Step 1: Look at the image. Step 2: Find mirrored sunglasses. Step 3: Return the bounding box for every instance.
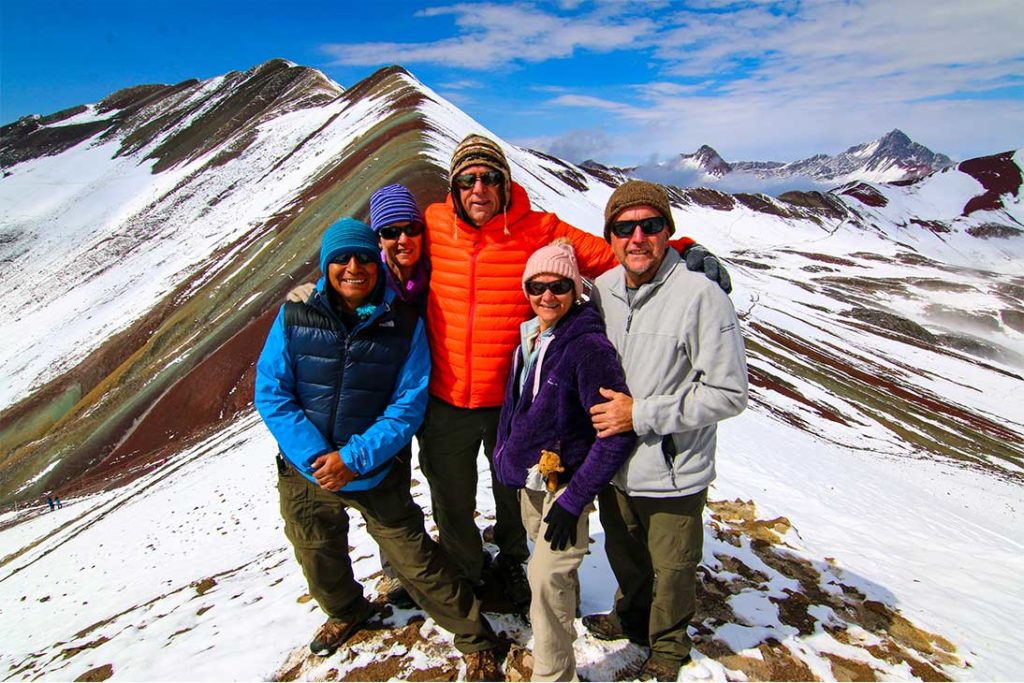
[609,215,668,238]
[525,278,574,296]
[377,222,424,240]
[454,170,504,190]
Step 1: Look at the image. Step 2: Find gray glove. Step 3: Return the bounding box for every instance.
[682,243,732,294]
[286,282,316,303]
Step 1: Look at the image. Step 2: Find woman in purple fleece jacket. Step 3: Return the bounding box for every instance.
[495,240,636,681]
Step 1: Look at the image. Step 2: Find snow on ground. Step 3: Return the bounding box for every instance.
[2,403,1021,680]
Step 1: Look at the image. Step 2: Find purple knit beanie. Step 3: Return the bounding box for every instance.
[369,184,423,232]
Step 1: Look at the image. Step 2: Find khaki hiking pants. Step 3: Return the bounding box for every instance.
[521,487,594,682]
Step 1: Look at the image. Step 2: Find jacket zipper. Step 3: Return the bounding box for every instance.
[465,237,483,403]
[327,330,349,447]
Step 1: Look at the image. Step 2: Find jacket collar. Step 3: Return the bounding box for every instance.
[313,276,396,331]
[609,248,681,307]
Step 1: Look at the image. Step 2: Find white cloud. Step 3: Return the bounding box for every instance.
[321,3,654,69]
[531,128,615,163]
[319,0,1023,161]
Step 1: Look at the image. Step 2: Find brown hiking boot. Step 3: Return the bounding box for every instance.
[464,648,503,681]
[308,602,373,656]
[581,612,647,645]
[637,656,686,681]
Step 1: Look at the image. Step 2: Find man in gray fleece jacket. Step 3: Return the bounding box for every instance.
[585,180,749,681]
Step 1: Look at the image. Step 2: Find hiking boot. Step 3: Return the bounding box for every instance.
[308,602,373,656]
[637,656,685,681]
[491,554,531,612]
[582,612,647,645]
[464,648,503,681]
[376,575,416,609]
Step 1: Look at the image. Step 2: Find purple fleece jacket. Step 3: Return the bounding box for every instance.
[494,301,637,516]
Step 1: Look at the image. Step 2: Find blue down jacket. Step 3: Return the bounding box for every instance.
[494,302,636,516]
[254,277,429,492]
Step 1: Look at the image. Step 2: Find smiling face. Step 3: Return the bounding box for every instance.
[327,254,378,313]
[457,164,503,226]
[526,273,575,331]
[609,205,671,288]
[378,221,423,278]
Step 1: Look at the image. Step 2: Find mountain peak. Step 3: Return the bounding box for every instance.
[679,144,731,176]
[881,128,911,144]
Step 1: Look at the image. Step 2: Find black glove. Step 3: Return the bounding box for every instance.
[543,502,580,551]
[681,243,732,294]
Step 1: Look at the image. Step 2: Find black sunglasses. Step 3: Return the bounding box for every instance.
[609,215,668,238]
[525,278,574,296]
[332,251,376,265]
[377,222,424,240]
[454,170,503,190]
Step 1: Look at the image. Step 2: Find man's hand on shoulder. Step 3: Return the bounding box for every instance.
[287,282,316,303]
[590,387,634,438]
[681,243,732,294]
[311,451,356,491]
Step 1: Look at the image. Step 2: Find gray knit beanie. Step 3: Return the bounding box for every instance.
[603,180,676,241]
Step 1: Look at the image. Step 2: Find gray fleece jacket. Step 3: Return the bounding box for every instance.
[592,248,748,497]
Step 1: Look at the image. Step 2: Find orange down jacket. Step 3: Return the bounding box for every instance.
[424,181,694,409]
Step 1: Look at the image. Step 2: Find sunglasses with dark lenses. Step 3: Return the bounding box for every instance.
[454,170,504,190]
[377,222,424,240]
[609,215,668,238]
[525,278,574,296]
[333,252,376,265]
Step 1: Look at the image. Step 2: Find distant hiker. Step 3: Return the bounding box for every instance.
[582,181,749,681]
[55,496,62,509]
[290,184,429,610]
[46,495,54,511]
[494,240,636,681]
[417,133,731,613]
[255,218,501,680]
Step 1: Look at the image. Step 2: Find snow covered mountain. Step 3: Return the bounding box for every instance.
[643,130,954,187]
[1,60,1023,681]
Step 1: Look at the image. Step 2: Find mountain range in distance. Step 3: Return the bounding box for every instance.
[583,129,955,190]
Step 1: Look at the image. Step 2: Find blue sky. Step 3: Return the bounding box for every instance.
[2,0,1022,165]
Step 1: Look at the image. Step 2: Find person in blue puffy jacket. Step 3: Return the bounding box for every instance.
[254,217,501,679]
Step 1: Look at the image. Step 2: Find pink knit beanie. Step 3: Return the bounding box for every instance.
[522,240,583,300]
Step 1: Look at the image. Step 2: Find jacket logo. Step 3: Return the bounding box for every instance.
[379,320,395,328]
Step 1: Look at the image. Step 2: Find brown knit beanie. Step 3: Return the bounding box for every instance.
[603,180,676,241]
[450,133,512,222]
[522,239,583,300]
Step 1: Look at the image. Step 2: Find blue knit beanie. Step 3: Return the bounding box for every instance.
[319,217,380,275]
[369,184,423,232]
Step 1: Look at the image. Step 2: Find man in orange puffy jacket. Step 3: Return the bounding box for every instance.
[419,134,728,610]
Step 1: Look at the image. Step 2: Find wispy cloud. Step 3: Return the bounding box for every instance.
[321,3,654,69]
[519,128,615,164]
[319,0,1023,162]
[543,1,1024,159]
[437,79,484,90]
